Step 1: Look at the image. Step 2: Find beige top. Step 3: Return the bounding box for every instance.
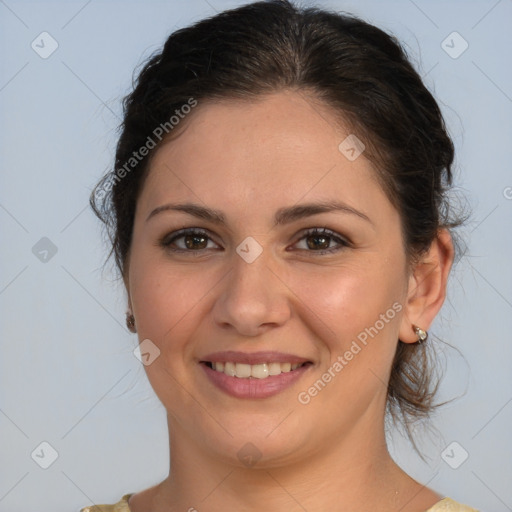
[81,494,479,511]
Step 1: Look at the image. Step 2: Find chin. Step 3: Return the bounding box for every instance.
[196,414,315,468]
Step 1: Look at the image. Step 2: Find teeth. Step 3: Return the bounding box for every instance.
[211,361,304,378]
[235,363,252,378]
[268,362,282,375]
[224,362,236,377]
[281,362,291,372]
[251,363,269,379]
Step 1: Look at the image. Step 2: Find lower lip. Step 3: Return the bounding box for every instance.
[200,363,312,399]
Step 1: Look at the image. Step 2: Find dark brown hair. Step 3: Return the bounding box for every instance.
[91,0,464,444]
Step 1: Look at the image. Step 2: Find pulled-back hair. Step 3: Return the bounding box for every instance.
[91,0,464,444]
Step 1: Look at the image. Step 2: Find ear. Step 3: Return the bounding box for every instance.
[399,229,454,343]
[123,258,132,312]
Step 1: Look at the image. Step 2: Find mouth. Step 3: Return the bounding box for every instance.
[201,361,312,379]
[199,351,314,399]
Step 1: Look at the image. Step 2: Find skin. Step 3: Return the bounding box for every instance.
[124,90,454,512]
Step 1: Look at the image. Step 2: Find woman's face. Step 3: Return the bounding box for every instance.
[127,91,412,465]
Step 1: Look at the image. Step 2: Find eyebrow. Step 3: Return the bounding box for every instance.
[146,200,373,226]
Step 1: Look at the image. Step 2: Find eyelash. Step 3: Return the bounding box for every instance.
[159,227,350,255]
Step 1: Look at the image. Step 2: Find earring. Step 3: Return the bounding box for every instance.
[126,312,137,333]
[413,325,428,343]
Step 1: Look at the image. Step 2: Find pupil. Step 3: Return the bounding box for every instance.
[185,235,207,249]
[307,235,329,250]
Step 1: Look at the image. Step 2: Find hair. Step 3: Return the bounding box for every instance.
[91,0,465,446]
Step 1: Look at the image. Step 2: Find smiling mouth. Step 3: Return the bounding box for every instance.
[201,361,312,379]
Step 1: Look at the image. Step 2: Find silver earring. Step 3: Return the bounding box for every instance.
[413,325,428,343]
[126,312,137,333]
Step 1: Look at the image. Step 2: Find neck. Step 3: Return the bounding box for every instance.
[140,413,440,512]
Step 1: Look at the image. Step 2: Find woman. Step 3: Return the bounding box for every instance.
[84,1,476,510]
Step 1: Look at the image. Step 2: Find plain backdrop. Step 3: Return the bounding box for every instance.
[1,1,511,511]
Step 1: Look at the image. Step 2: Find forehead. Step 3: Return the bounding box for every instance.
[138,91,393,224]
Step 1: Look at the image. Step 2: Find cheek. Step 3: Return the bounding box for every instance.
[285,259,406,392]
[130,264,212,344]
[292,262,404,337]
[128,260,217,407]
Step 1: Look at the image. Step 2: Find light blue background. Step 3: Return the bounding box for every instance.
[1,1,511,511]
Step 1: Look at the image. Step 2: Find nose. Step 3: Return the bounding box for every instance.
[212,248,292,337]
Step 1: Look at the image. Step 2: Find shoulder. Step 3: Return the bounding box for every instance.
[80,494,478,512]
[80,494,133,512]
[426,497,479,511]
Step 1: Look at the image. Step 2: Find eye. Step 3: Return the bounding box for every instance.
[159,228,221,252]
[159,227,349,255]
[292,227,350,255]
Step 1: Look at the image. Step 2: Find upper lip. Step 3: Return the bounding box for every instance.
[200,351,312,365]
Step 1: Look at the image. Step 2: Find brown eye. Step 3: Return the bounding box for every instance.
[160,228,221,252]
[306,233,331,250]
[183,233,208,250]
[294,228,349,254]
